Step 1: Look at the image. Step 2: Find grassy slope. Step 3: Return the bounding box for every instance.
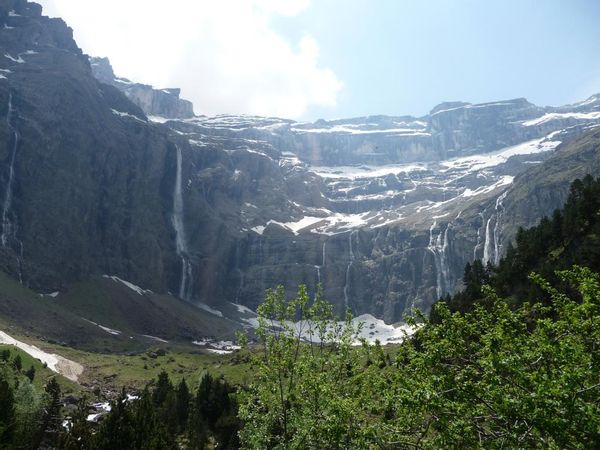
[0,271,242,353]
[0,344,80,394]
[0,270,254,393]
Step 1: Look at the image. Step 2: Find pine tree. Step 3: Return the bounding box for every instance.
[0,372,15,447]
[175,378,190,433]
[12,355,21,372]
[38,377,62,449]
[24,366,35,382]
[57,397,92,450]
[152,370,172,407]
[94,389,135,450]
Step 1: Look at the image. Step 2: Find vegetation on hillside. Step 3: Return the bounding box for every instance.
[436,174,600,317]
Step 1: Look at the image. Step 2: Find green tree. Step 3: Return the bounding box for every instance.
[238,285,369,449]
[12,355,22,372]
[240,267,600,448]
[0,371,15,448]
[24,366,35,383]
[57,397,92,450]
[175,378,190,433]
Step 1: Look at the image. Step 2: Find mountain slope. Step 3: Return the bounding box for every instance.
[1,0,600,326]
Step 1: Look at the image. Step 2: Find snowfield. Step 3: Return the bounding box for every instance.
[0,330,83,381]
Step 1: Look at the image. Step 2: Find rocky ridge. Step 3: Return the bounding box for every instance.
[90,57,194,119]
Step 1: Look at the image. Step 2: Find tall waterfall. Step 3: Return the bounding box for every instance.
[482,190,509,266]
[493,191,508,265]
[171,145,192,300]
[482,216,493,265]
[428,221,451,299]
[235,268,244,304]
[473,212,485,260]
[343,231,356,310]
[1,93,18,248]
[315,241,326,285]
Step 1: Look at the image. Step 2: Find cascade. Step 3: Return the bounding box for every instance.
[482,190,509,266]
[473,212,485,260]
[315,240,326,287]
[342,231,356,309]
[428,221,451,298]
[493,191,508,265]
[1,93,18,248]
[482,216,493,265]
[171,145,192,300]
[235,268,244,304]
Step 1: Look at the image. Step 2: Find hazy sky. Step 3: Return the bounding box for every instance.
[37,0,600,120]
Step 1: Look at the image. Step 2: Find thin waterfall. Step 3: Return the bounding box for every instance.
[171,145,192,300]
[473,212,485,260]
[315,241,326,285]
[482,216,493,265]
[482,190,509,266]
[235,268,244,304]
[343,231,356,309]
[428,221,451,298]
[493,191,508,265]
[1,93,18,247]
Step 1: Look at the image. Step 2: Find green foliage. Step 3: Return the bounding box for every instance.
[238,285,371,449]
[240,269,600,448]
[0,370,15,448]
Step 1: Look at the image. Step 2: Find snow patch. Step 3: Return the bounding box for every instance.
[148,115,170,123]
[522,111,600,127]
[142,334,168,343]
[102,275,151,295]
[196,302,224,317]
[110,109,147,123]
[82,319,121,336]
[206,349,233,355]
[0,330,83,381]
[232,302,254,314]
[4,53,24,63]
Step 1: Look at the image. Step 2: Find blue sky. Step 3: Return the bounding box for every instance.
[282,0,600,118]
[38,0,600,120]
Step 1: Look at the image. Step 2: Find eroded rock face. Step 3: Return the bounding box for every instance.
[2,0,600,324]
[90,57,194,119]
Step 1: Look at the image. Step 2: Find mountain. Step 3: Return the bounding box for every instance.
[1,0,600,337]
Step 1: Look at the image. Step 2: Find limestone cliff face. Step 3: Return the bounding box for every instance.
[0,0,177,292]
[90,57,194,119]
[2,0,600,324]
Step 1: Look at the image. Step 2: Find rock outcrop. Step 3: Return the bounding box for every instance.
[90,56,194,119]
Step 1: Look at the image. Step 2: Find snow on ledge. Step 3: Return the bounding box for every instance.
[142,334,168,343]
[82,318,121,336]
[4,53,24,63]
[102,275,152,295]
[196,302,224,317]
[110,109,147,123]
[522,111,600,127]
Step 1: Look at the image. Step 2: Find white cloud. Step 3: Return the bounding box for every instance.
[36,0,342,119]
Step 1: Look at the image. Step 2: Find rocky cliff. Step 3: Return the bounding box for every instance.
[90,56,194,119]
[2,0,600,326]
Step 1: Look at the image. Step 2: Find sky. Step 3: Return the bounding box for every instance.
[36,0,600,120]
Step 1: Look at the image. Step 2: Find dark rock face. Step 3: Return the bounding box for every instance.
[2,0,600,325]
[0,0,176,293]
[90,57,195,119]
